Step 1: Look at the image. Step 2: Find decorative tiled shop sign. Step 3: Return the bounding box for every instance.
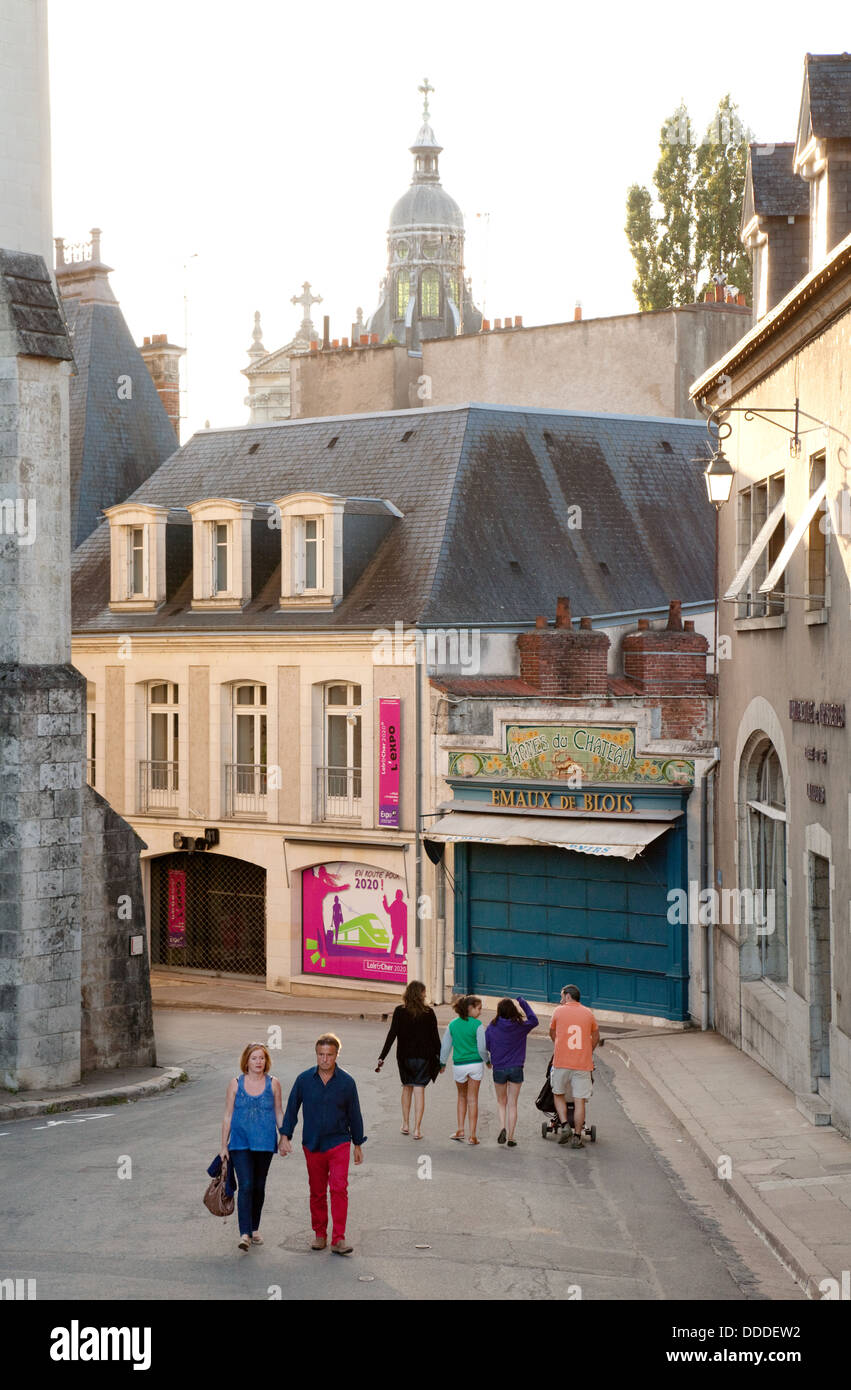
[448,724,694,785]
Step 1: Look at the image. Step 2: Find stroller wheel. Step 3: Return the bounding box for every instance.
[541,1122,548,1139]
[589,1125,597,1143]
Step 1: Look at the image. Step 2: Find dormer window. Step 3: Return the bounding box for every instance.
[104,503,168,611]
[275,492,344,609]
[187,499,254,610]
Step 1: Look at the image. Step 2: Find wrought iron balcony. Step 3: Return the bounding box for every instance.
[224,763,268,817]
[314,765,362,821]
[138,760,179,813]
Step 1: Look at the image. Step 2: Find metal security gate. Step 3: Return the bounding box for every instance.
[150,852,266,976]
[455,831,687,1020]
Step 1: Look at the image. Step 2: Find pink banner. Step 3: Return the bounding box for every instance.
[168,869,186,948]
[378,698,400,828]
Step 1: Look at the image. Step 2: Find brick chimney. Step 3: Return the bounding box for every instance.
[622,600,709,692]
[138,333,185,442]
[517,597,610,695]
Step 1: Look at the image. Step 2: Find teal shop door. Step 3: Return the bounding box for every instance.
[455,833,687,1020]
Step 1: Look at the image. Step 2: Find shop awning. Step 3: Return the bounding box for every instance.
[424,812,675,860]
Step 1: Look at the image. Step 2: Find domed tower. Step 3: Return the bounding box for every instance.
[368,80,482,349]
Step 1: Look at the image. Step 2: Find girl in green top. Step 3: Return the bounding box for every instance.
[439,995,490,1145]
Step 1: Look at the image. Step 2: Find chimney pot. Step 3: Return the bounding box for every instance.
[342,337,349,348]
[360,334,369,345]
[143,336,151,346]
[514,314,523,327]
[504,316,513,329]
[579,616,592,630]
[704,289,714,302]
[574,303,582,321]
[332,339,339,349]
[737,292,746,306]
[638,618,650,630]
[714,284,724,303]
[684,619,694,631]
[370,333,378,344]
[494,318,502,330]
[310,340,319,352]
[555,596,572,629]
[667,599,683,631]
[481,318,490,332]
[535,615,547,629]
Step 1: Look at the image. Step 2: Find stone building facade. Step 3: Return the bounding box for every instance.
[690,51,851,1136]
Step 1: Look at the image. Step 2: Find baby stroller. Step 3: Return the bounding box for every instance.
[535,1054,596,1144]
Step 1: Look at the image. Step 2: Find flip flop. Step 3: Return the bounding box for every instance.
[413,1131,422,1140]
[450,1131,464,1141]
[468,1137,480,1146]
[400,1127,410,1135]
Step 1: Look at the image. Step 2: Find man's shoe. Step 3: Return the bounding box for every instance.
[571,1132,584,1148]
[310,1236,327,1251]
[558,1127,572,1145]
[331,1239,353,1255]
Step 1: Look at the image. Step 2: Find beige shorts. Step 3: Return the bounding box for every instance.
[550,1067,592,1100]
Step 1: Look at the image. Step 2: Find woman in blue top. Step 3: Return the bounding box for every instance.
[221,1042,283,1251]
[485,997,539,1147]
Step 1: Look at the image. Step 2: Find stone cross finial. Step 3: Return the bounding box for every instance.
[419,77,434,121]
[291,281,323,335]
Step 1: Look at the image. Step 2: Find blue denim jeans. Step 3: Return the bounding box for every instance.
[230,1149,274,1236]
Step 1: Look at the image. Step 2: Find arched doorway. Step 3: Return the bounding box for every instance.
[149,853,266,977]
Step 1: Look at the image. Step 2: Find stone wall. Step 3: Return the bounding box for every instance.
[80,785,155,1073]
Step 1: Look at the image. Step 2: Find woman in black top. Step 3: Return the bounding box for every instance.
[376,980,441,1139]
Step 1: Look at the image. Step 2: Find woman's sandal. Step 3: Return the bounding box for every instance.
[468,1137,480,1145]
[400,1126,410,1135]
[251,1234,264,1244]
[413,1131,422,1140]
[450,1131,465,1141]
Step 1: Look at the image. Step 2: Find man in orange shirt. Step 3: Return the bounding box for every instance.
[549,984,600,1148]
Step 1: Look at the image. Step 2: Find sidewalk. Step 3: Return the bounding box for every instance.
[606,1029,851,1299]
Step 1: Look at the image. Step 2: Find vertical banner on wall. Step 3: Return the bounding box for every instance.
[167,869,186,948]
[378,697,401,828]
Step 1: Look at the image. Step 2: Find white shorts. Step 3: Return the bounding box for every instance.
[453,1062,484,1084]
[550,1067,593,1100]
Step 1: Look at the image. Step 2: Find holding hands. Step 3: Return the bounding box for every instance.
[278,1134,292,1157]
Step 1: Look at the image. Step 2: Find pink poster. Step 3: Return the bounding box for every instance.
[302,861,407,982]
[378,698,400,828]
[168,869,186,948]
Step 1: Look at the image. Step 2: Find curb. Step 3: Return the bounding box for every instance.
[151,997,395,1020]
[605,1039,832,1300]
[0,1066,187,1122]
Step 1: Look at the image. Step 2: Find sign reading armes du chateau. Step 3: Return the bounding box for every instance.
[447,725,694,786]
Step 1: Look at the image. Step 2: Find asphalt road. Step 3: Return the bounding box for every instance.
[0,1009,803,1301]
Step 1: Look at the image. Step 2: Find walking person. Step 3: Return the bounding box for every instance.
[220,1042,283,1252]
[485,996,539,1146]
[278,1033,365,1255]
[376,980,441,1139]
[549,984,600,1148]
[439,995,489,1145]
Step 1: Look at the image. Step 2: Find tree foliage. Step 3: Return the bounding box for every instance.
[626,96,753,310]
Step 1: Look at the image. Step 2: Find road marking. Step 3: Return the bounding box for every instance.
[31,1113,114,1130]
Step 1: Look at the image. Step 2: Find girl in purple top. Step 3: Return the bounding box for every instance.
[485,996,539,1147]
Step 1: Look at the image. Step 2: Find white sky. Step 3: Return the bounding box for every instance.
[47,0,849,438]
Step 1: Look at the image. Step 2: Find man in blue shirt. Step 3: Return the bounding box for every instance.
[279,1032,365,1254]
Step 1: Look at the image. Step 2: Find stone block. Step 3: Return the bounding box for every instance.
[39,816,68,845]
[61,867,82,895]
[17,1007,50,1037]
[48,842,78,870]
[47,1003,81,1034]
[48,688,81,714]
[36,869,65,898]
[53,788,79,816]
[37,714,71,736]
[39,762,70,790]
[69,816,81,842]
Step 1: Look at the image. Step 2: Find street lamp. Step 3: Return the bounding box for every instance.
[704,447,735,508]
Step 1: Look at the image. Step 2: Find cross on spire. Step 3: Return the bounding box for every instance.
[291,281,322,333]
[419,77,434,122]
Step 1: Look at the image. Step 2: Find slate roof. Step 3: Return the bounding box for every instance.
[0,250,73,360]
[747,144,809,219]
[71,404,713,634]
[803,53,851,139]
[64,297,181,548]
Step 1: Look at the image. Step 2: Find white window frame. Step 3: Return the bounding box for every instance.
[187,499,253,610]
[275,492,344,608]
[104,503,168,612]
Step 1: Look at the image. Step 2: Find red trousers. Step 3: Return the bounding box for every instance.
[303,1142,350,1243]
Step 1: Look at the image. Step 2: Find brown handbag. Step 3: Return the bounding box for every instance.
[203,1162,235,1217]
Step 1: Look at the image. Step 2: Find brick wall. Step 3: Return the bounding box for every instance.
[622,601,709,694]
[517,598,610,695]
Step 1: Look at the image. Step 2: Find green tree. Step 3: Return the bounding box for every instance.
[626,96,752,310]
